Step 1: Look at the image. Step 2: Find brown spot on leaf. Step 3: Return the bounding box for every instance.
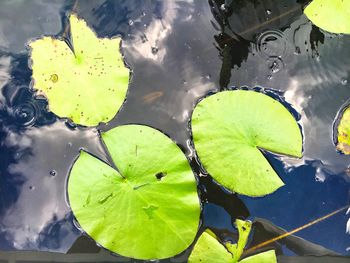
[49,74,58,83]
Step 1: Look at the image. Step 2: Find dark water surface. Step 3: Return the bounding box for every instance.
[0,0,349,262]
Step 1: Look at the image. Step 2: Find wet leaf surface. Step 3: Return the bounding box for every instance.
[29,14,129,126]
[336,107,350,154]
[191,90,303,196]
[304,0,350,34]
[188,219,277,263]
[68,124,200,259]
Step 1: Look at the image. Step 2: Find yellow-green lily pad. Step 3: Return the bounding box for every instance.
[304,0,350,34]
[191,90,302,197]
[188,219,277,263]
[29,14,129,126]
[336,106,350,154]
[68,124,200,260]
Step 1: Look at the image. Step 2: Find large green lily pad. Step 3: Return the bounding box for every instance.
[68,125,200,259]
[188,219,277,263]
[29,14,129,126]
[304,0,350,34]
[336,106,350,154]
[191,90,302,197]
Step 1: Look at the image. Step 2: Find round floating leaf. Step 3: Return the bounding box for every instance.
[29,14,129,126]
[68,124,200,260]
[188,219,277,263]
[304,0,350,34]
[191,90,302,197]
[336,106,350,154]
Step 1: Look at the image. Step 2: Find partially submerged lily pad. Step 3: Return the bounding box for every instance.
[304,0,350,34]
[336,106,350,154]
[68,124,200,259]
[191,90,302,197]
[188,219,277,263]
[188,230,233,263]
[29,14,129,126]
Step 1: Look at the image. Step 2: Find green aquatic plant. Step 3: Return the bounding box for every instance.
[191,90,302,196]
[304,0,350,34]
[29,12,305,261]
[29,14,129,126]
[68,124,200,260]
[188,219,277,263]
[335,107,350,154]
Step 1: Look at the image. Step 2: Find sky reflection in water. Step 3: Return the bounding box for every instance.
[0,0,349,260]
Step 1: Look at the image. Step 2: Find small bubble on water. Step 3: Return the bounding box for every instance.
[266,9,272,15]
[341,79,348,85]
[19,112,28,118]
[220,4,227,11]
[29,185,35,190]
[268,57,284,74]
[128,19,134,26]
[184,43,191,50]
[267,75,272,80]
[270,63,279,73]
[151,46,158,54]
[294,46,301,55]
[14,103,37,126]
[49,170,57,177]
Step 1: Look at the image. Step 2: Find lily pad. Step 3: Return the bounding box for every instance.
[239,250,277,263]
[29,14,129,126]
[188,219,277,263]
[336,106,350,154]
[191,90,302,197]
[231,220,252,262]
[304,0,350,34]
[188,230,233,263]
[68,124,200,260]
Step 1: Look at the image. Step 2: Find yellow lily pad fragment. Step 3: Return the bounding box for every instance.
[29,14,129,126]
[304,0,350,34]
[336,107,350,154]
[188,219,277,263]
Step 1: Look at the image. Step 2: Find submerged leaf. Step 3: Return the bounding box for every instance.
[188,219,276,263]
[304,0,350,34]
[29,14,129,126]
[191,90,302,197]
[336,107,350,154]
[68,125,200,260]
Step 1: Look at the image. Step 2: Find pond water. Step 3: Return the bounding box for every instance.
[0,0,349,262]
